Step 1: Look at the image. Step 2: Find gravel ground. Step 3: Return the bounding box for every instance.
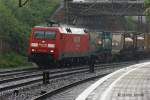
[45,66,132,100]
[0,67,85,82]
[0,63,135,100]
[46,79,98,100]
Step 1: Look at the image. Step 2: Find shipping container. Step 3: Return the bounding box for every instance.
[112,33,124,54]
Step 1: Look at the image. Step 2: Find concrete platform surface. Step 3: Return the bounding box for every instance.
[76,62,150,100]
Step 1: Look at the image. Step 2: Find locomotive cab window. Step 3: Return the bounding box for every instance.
[34,31,44,39]
[45,31,56,39]
[33,31,56,39]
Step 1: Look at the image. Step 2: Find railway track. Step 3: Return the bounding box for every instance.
[0,67,90,92]
[0,68,38,77]
[0,62,141,100]
[0,66,88,83]
[0,61,131,79]
[0,62,133,92]
[0,67,38,74]
[31,62,137,100]
[0,61,134,79]
[32,73,109,100]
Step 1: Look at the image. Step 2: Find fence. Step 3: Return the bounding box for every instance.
[0,37,11,53]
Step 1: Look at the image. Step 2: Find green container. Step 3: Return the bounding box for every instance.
[90,32,112,54]
[101,32,112,51]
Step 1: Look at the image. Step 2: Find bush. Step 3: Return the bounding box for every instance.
[0,53,31,68]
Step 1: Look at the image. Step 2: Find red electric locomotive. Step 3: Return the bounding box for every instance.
[28,26,90,68]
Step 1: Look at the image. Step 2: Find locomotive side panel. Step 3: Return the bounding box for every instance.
[59,33,90,59]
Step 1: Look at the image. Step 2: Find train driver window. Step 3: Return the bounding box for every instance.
[34,31,44,39]
[45,31,56,39]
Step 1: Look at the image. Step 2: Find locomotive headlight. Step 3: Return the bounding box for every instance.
[97,40,102,45]
[31,43,38,47]
[48,44,55,48]
[50,50,54,53]
[32,49,35,52]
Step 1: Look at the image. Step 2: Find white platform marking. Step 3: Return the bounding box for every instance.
[100,62,150,100]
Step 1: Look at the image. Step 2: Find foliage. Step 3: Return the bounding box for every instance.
[0,0,59,55]
[145,0,150,22]
[0,53,31,68]
[145,0,150,8]
[125,16,136,31]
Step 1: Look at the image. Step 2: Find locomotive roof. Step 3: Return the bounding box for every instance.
[33,26,87,35]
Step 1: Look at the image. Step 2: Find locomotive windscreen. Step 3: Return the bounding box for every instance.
[33,31,56,39]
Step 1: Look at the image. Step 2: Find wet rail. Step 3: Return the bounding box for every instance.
[32,73,108,100]
[0,61,136,93]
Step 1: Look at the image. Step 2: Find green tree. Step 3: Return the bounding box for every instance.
[0,0,59,54]
[145,0,150,22]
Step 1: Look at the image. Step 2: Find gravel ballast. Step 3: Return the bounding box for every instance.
[0,64,134,100]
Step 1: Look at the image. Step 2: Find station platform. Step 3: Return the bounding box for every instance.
[76,61,150,100]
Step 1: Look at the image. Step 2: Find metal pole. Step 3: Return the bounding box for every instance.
[43,71,50,84]
[135,33,139,63]
[89,55,95,73]
[123,32,126,49]
[64,0,69,24]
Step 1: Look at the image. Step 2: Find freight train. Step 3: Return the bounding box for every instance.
[28,25,150,68]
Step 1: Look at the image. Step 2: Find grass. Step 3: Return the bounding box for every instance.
[0,53,32,68]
